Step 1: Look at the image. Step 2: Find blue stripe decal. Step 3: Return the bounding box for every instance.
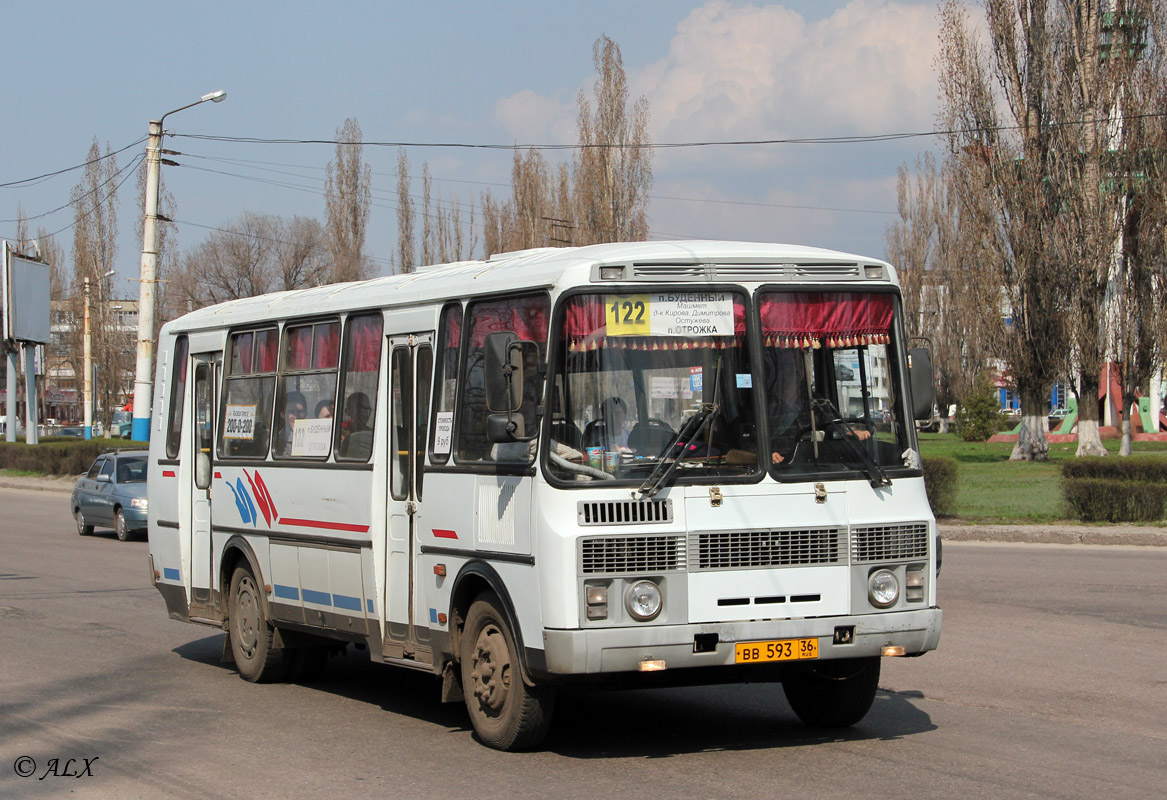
[429,607,438,624]
[163,567,180,581]
[302,588,331,606]
[273,584,300,601]
[332,593,362,611]
[366,598,374,613]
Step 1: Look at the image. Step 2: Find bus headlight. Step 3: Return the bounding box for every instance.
[868,569,900,608]
[626,580,663,621]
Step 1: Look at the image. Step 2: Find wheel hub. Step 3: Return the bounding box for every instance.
[470,624,511,713]
[235,578,260,658]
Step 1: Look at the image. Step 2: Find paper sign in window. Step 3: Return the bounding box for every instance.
[291,418,333,457]
[223,405,258,440]
[433,411,454,455]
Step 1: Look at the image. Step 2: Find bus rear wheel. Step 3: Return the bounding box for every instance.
[460,593,555,751]
[782,656,880,728]
[228,565,289,683]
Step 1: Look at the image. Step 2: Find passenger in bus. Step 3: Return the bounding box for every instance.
[315,399,334,419]
[339,391,372,459]
[276,391,308,456]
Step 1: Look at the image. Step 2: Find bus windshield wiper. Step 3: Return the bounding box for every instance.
[811,398,891,488]
[636,402,717,499]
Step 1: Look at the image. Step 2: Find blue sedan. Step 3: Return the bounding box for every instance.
[71,450,149,542]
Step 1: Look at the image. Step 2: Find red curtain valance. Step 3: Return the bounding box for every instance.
[760,292,894,348]
[468,296,549,347]
[346,314,383,373]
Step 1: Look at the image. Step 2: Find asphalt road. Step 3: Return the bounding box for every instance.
[1,486,1164,799]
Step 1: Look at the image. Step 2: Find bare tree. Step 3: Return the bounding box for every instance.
[887,153,995,433]
[573,35,653,244]
[173,213,331,309]
[325,118,373,282]
[938,0,1069,461]
[396,148,416,273]
[68,139,130,427]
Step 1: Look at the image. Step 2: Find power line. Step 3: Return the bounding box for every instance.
[0,137,146,189]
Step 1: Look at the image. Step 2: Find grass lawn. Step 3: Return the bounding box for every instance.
[918,433,1167,524]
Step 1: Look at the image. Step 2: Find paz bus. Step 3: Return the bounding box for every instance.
[147,240,941,750]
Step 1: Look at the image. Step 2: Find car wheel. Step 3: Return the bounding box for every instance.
[228,565,290,683]
[115,510,131,542]
[75,508,93,536]
[461,592,555,750]
[782,656,881,728]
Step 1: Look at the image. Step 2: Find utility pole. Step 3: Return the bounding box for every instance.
[131,90,226,442]
[83,277,92,440]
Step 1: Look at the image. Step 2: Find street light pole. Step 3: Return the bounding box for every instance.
[131,90,226,442]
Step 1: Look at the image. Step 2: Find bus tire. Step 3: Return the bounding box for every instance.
[782,656,880,728]
[75,508,93,536]
[461,593,554,751]
[228,565,289,683]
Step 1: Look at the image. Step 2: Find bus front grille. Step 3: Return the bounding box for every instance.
[580,535,686,574]
[691,528,843,570]
[851,522,930,563]
[577,499,672,526]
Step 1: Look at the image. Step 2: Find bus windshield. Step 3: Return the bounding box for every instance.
[759,289,914,482]
[547,290,761,484]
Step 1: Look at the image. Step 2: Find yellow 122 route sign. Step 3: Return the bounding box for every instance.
[606,292,734,337]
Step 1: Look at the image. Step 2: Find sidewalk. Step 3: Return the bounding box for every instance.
[5,472,1166,547]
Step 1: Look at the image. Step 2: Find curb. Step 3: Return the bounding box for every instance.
[940,524,1167,547]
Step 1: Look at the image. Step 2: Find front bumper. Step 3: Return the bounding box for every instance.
[120,505,148,530]
[542,607,941,675]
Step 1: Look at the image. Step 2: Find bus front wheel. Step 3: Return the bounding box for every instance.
[460,593,555,751]
[781,656,880,728]
[228,565,289,683]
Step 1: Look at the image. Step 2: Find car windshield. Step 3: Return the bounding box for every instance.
[758,289,914,481]
[115,456,147,483]
[546,290,760,484]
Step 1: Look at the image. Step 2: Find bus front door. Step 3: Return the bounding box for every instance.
[189,353,220,614]
[384,333,433,662]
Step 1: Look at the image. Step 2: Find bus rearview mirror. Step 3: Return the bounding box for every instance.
[908,347,935,421]
[484,332,523,413]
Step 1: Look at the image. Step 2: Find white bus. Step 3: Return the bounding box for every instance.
[147,240,941,750]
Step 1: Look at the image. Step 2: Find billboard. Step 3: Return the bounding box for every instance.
[1,240,51,344]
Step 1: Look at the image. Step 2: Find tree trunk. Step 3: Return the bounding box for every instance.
[1009,389,1049,461]
[1076,373,1107,456]
[1120,415,1132,457]
[939,417,950,435]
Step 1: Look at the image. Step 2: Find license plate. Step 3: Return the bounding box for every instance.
[735,637,819,664]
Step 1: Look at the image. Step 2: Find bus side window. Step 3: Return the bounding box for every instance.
[337,313,383,462]
[165,335,189,459]
[428,303,462,466]
[273,320,339,459]
[456,294,549,464]
[219,329,277,459]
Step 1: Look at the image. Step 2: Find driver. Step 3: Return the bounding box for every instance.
[767,350,869,465]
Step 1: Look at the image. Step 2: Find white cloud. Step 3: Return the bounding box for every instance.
[643,1,939,144]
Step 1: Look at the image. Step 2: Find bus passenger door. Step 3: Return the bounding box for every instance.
[384,333,433,661]
[189,354,219,611]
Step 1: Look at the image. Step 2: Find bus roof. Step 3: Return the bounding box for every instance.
[164,240,896,333]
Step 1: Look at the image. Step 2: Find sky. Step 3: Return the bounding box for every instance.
[0,0,946,296]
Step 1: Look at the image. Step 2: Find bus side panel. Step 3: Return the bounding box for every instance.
[269,542,305,624]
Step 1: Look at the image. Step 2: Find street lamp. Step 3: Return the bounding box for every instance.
[131,90,227,442]
[84,269,116,440]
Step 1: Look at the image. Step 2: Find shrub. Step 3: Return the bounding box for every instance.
[954,373,1003,442]
[1063,478,1167,522]
[922,456,958,517]
[0,439,110,477]
[1062,456,1167,483]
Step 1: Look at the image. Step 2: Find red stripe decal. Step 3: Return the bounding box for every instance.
[253,471,279,521]
[280,518,370,534]
[243,469,273,527]
[162,470,176,478]
[214,472,222,479]
[432,529,459,539]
